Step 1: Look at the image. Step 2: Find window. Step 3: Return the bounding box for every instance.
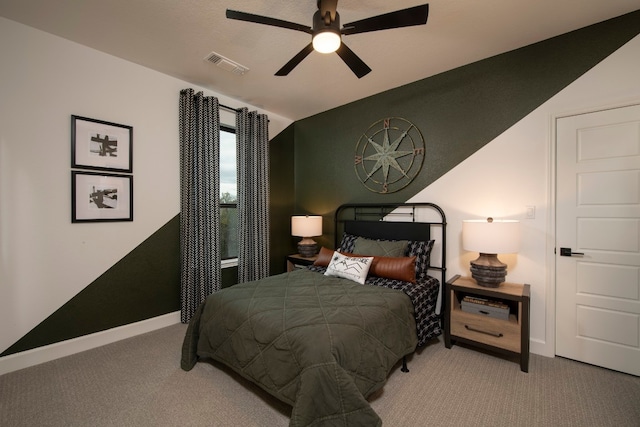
[220,125,237,261]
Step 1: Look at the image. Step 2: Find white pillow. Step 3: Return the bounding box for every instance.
[324,251,373,284]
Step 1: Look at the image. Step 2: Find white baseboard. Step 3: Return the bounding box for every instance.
[0,311,181,376]
[530,337,554,358]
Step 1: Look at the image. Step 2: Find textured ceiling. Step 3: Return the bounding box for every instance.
[1,0,638,121]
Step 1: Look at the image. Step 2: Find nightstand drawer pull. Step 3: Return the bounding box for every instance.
[465,324,504,338]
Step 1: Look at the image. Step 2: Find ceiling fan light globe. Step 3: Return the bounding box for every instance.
[313,31,341,53]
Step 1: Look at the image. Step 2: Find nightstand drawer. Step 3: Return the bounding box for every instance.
[451,311,520,353]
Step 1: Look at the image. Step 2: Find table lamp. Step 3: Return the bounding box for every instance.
[291,215,322,257]
[462,218,520,287]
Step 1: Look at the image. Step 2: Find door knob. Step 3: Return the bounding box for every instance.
[560,247,584,257]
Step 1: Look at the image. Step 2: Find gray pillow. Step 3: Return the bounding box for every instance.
[353,236,408,257]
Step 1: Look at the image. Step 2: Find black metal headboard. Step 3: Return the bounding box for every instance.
[334,203,447,286]
[343,220,432,242]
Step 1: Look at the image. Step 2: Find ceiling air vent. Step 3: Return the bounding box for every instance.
[204,51,249,76]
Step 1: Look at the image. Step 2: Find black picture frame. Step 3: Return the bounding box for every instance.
[71,115,133,173]
[71,171,133,223]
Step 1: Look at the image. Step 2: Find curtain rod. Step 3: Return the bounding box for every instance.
[219,103,270,123]
[185,89,246,114]
[220,103,241,113]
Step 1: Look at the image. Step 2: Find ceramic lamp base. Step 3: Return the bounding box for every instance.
[297,237,318,258]
[470,253,507,287]
[297,243,318,258]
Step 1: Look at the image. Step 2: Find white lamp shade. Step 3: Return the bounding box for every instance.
[291,216,322,237]
[462,219,520,254]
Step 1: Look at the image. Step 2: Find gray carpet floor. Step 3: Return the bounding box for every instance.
[1,323,638,426]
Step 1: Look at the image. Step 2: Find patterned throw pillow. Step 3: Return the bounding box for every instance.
[324,251,373,285]
[353,236,408,257]
[338,232,359,253]
[408,239,435,281]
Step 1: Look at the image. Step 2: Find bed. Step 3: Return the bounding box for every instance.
[181,202,447,426]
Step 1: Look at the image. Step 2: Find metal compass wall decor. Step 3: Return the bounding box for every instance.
[354,117,425,194]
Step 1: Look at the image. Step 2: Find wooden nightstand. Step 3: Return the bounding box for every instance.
[444,275,530,372]
[286,254,318,272]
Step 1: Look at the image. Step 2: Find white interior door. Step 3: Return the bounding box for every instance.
[556,104,640,376]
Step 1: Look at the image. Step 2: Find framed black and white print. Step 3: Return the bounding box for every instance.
[72,171,133,222]
[71,115,133,173]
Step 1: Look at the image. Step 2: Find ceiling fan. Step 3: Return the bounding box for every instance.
[226,1,429,78]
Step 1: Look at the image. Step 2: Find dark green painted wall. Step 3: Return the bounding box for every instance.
[268,123,298,275]
[3,10,639,357]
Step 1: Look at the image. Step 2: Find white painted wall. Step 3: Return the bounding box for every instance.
[412,34,640,357]
[0,17,293,354]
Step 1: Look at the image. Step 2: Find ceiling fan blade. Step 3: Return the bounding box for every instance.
[319,0,339,22]
[275,43,315,76]
[335,43,371,78]
[341,4,429,35]
[226,9,312,34]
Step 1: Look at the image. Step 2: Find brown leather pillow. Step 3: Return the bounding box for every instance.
[314,246,335,267]
[314,246,416,284]
[370,255,417,284]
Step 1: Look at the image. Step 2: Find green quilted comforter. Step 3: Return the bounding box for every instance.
[181,268,418,426]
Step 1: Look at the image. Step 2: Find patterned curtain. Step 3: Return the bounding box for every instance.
[179,89,221,323]
[236,108,270,283]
